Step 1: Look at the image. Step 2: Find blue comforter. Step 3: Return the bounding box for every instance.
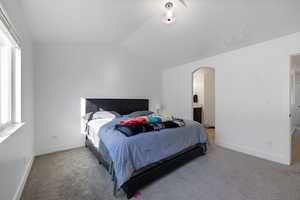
[97,114,208,190]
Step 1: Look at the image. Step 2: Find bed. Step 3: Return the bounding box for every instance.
[83,98,208,199]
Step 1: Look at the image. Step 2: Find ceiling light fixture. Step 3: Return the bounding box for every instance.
[162,0,187,24]
[163,2,175,24]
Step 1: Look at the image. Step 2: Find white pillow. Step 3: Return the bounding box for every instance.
[93,111,116,119]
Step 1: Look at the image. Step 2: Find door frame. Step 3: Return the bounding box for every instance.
[289,53,300,165]
[191,67,215,127]
[294,83,300,128]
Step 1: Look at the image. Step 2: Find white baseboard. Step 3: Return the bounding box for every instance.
[36,143,84,156]
[216,141,290,165]
[13,157,34,200]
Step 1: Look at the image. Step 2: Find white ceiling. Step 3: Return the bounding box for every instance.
[20,0,300,67]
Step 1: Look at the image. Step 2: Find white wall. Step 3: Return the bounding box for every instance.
[35,45,162,155]
[162,32,300,165]
[0,0,35,199]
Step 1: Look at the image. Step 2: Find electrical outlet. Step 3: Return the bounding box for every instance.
[51,135,58,140]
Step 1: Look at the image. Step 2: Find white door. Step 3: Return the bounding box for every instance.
[295,84,300,127]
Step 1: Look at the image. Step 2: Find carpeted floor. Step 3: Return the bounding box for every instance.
[21,139,300,200]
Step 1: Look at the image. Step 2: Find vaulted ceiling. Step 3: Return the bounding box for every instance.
[20,0,300,67]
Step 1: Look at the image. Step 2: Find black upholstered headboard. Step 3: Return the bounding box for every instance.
[85,98,149,115]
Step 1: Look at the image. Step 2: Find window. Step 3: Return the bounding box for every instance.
[0,5,22,138]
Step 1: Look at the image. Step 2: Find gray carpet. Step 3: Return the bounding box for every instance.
[21,144,300,200]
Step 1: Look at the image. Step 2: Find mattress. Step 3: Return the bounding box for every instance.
[87,118,113,148]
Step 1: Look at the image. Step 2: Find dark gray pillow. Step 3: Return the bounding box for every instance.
[127,111,153,118]
[83,111,121,121]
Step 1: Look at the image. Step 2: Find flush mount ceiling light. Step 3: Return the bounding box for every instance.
[162,0,187,24]
[163,2,175,24]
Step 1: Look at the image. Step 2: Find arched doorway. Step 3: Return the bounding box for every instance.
[192,67,215,143]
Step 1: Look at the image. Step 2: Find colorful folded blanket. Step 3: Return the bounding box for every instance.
[120,113,174,125]
[117,113,185,137]
[116,120,185,137]
[120,117,147,125]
